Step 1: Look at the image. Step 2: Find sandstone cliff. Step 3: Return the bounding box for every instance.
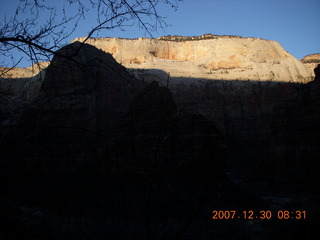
[0,62,49,107]
[73,36,312,82]
[301,53,320,78]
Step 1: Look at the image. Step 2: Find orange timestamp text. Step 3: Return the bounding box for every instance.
[212,210,306,220]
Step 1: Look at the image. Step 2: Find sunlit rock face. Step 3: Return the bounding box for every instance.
[73,35,312,82]
[301,53,320,78]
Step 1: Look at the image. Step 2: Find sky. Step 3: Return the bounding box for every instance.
[0,0,319,67]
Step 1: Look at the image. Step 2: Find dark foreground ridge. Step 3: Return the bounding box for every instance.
[0,42,319,239]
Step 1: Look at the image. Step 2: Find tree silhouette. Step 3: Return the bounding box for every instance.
[0,0,182,76]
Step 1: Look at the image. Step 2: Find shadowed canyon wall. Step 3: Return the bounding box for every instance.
[0,40,319,240]
[0,42,227,179]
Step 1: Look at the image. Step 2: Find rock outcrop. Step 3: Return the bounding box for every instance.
[0,68,31,103]
[0,62,49,110]
[107,81,226,180]
[0,40,319,240]
[0,42,226,178]
[73,35,312,82]
[257,64,320,190]
[0,42,135,169]
[301,53,320,64]
[301,53,320,78]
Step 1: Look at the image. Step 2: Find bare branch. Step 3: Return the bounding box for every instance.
[0,0,182,72]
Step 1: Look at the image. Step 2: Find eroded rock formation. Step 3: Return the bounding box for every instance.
[0,42,135,169]
[73,35,312,82]
[0,42,226,179]
[301,53,320,78]
[0,62,49,102]
[257,64,320,190]
[0,40,319,240]
[108,81,226,180]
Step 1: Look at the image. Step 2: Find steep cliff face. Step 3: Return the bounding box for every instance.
[0,42,135,169]
[301,53,320,78]
[73,36,312,82]
[0,42,226,176]
[265,65,320,189]
[108,81,226,180]
[0,62,49,109]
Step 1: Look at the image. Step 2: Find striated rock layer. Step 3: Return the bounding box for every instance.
[73,36,312,82]
[301,53,320,78]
